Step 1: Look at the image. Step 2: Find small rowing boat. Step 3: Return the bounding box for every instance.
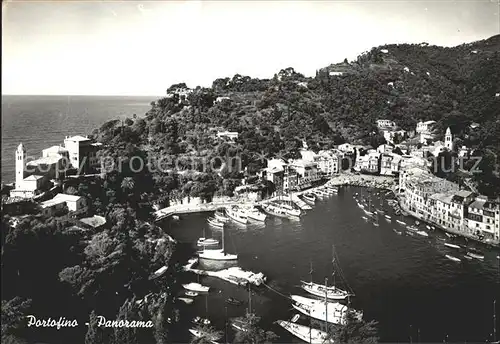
[466,251,484,260]
[225,297,243,306]
[185,291,199,297]
[445,254,461,262]
[179,297,193,304]
[197,238,219,246]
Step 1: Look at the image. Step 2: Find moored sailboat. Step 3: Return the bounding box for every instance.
[199,225,238,261]
[301,246,353,301]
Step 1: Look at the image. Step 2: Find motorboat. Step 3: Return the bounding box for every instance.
[444,243,461,249]
[193,316,211,325]
[466,251,484,260]
[185,291,199,297]
[225,297,243,306]
[396,220,406,225]
[276,320,331,344]
[189,328,222,341]
[301,193,316,205]
[291,314,300,323]
[247,207,267,222]
[393,229,403,235]
[445,254,461,262]
[415,230,429,237]
[292,300,348,325]
[406,225,418,231]
[361,216,368,221]
[384,215,391,220]
[207,217,224,228]
[426,225,432,230]
[178,297,194,304]
[230,318,249,332]
[214,210,229,223]
[197,238,219,246]
[183,283,210,293]
[300,280,351,300]
[225,206,248,224]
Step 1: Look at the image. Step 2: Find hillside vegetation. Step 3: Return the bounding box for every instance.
[94,35,500,198]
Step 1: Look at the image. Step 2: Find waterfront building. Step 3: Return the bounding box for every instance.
[427,190,475,232]
[380,154,395,176]
[367,152,380,173]
[314,150,340,177]
[260,165,284,195]
[283,166,299,192]
[64,135,101,172]
[465,196,500,241]
[398,167,459,218]
[288,159,319,189]
[40,193,84,216]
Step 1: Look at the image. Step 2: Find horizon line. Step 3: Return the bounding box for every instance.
[2,94,164,97]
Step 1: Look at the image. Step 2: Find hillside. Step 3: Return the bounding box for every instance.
[95,35,500,197]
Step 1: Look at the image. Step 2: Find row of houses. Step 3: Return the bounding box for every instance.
[259,149,343,194]
[399,167,500,242]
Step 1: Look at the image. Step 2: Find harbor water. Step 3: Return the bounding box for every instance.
[164,187,500,343]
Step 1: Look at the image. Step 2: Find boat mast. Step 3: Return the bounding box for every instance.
[494,299,497,343]
[332,246,336,289]
[222,226,225,254]
[225,306,228,344]
[248,284,252,314]
[309,260,313,344]
[324,277,328,334]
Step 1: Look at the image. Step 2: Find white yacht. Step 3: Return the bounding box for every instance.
[292,300,346,325]
[214,209,229,223]
[301,193,316,205]
[246,207,267,222]
[183,282,210,293]
[300,281,351,300]
[225,206,248,224]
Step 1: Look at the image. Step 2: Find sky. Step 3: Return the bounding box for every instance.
[2,0,499,96]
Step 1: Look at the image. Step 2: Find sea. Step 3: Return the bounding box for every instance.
[167,191,500,343]
[2,95,499,343]
[1,95,156,183]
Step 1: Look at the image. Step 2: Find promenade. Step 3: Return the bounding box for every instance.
[154,200,256,220]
